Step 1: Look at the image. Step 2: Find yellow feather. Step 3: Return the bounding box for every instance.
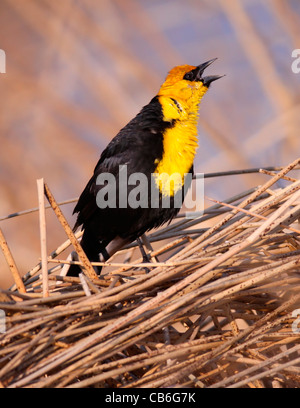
[154,68,208,196]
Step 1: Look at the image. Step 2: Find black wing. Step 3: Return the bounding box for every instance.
[73,97,166,232]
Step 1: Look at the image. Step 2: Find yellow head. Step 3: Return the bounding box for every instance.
[154,59,222,196]
[158,59,222,110]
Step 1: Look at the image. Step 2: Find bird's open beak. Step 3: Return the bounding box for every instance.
[196,58,224,86]
[202,74,224,86]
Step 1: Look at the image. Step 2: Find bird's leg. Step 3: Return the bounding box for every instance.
[136,237,151,273]
[140,234,159,263]
[136,237,151,263]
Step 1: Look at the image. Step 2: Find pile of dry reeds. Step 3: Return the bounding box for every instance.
[0,158,300,388]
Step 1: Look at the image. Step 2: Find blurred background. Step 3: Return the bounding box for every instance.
[0,0,300,288]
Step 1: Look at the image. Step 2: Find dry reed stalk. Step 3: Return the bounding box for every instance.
[43,182,97,280]
[0,228,26,295]
[1,160,300,388]
[37,179,49,297]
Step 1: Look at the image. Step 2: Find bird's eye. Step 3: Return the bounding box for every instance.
[183,71,194,81]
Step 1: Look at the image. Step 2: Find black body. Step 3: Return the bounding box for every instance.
[68,96,193,276]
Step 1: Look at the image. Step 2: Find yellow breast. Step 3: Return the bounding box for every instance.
[154,96,199,196]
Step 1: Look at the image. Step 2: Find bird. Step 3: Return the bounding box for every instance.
[67,59,222,276]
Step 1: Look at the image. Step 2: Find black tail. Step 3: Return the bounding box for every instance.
[67,230,109,277]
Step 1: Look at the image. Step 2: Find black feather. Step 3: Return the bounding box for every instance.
[69,96,192,276]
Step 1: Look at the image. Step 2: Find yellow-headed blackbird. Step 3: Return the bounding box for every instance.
[68,59,222,276]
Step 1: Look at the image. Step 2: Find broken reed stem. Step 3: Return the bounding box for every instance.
[172,157,300,261]
[0,227,26,294]
[43,182,97,280]
[37,179,49,297]
[15,230,84,289]
[206,194,300,234]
